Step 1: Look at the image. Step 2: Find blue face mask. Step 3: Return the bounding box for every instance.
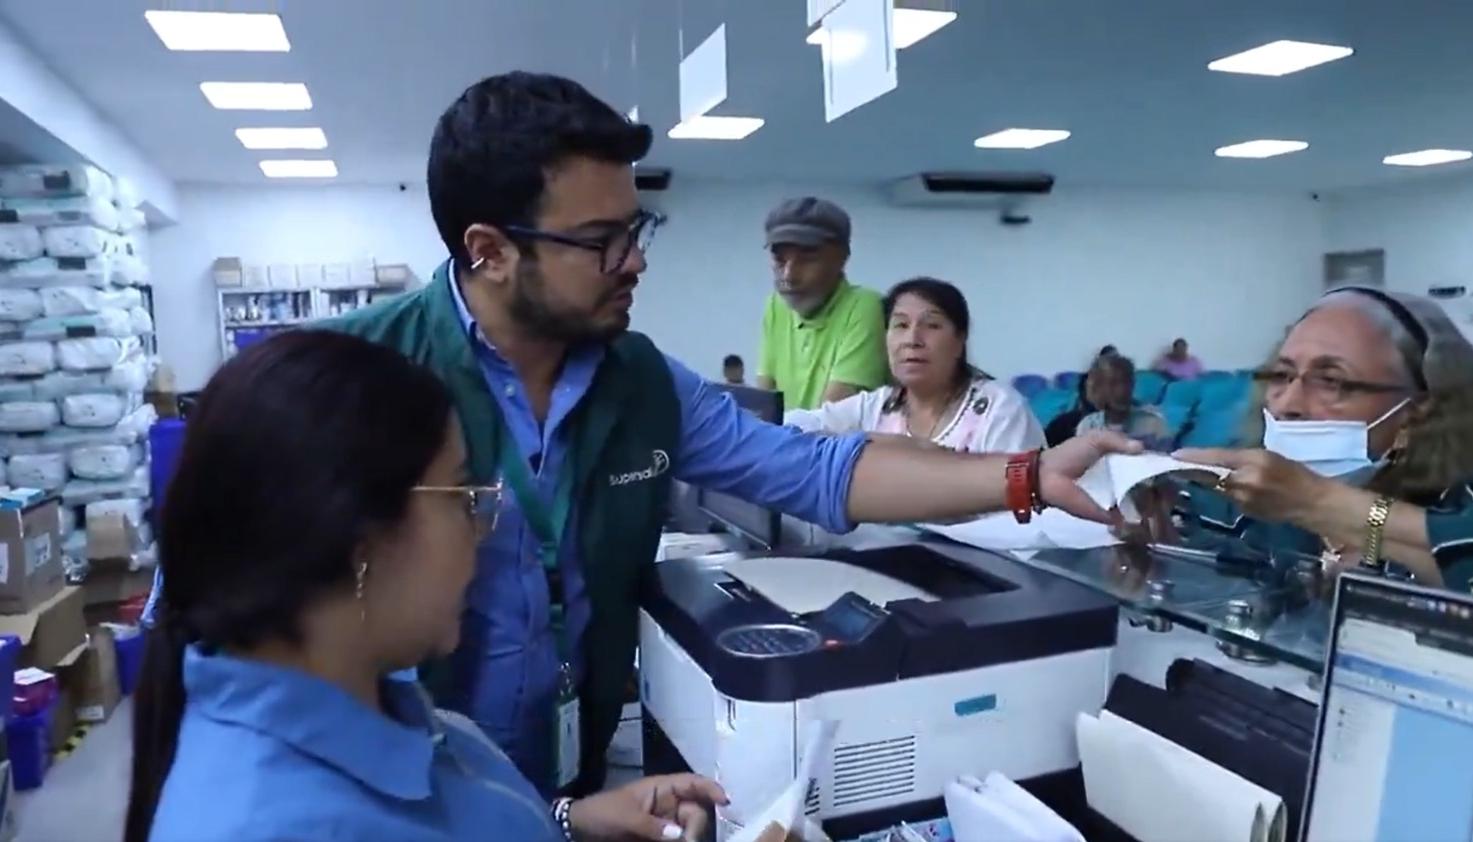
[1261,400,1409,482]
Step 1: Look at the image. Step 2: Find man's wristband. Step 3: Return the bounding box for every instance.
[1006,450,1044,524]
[551,796,575,842]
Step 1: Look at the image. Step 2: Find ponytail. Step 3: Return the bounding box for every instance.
[124,616,191,842]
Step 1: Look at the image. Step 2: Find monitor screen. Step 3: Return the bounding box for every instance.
[695,383,783,551]
[1302,576,1473,842]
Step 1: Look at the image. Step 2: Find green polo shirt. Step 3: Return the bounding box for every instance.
[758,279,888,410]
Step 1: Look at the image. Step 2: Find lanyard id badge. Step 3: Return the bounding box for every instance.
[495,425,580,790]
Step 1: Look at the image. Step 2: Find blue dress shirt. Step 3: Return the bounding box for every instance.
[445,264,865,790]
[149,646,558,841]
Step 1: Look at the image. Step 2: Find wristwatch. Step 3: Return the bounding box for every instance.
[1006,450,1044,524]
[1360,496,1393,572]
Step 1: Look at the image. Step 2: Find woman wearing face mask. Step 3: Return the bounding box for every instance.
[1175,287,1473,588]
[125,331,738,842]
[784,277,1045,453]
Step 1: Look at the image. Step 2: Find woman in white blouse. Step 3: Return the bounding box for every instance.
[785,277,1045,453]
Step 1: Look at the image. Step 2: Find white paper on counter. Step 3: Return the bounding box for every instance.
[726,720,838,842]
[1076,711,1285,842]
[923,509,1118,553]
[946,772,1084,842]
[1077,454,1229,522]
[724,557,935,614]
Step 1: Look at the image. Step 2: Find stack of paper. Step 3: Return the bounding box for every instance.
[1076,711,1285,842]
[1076,453,1228,523]
[725,720,837,842]
[945,772,1085,842]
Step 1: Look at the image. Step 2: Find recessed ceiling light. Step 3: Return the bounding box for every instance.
[893,9,957,49]
[235,128,328,150]
[1214,139,1309,158]
[1207,40,1352,77]
[667,116,765,141]
[201,82,312,111]
[805,7,957,50]
[973,129,1071,150]
[1383,149,1473,167]
[259,160,338,179]
[144,10,290,52]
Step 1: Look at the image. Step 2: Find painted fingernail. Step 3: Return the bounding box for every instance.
[661,823,683,840]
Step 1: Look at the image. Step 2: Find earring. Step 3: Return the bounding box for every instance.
[469,256,486,271]
[1387,426,1412,465]
[354,559,369,624]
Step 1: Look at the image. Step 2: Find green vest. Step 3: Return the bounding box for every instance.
[323,263,680,787]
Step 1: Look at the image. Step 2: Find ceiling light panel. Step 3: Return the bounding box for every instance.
[1207,40,1352,76]
[1383,149,1473,167]
[974,129,1071,150]
[806,7,957,49]
[201,83,312,111]
[144,10,290,52]
[259,160,338,179]
[667,116,765,140]
[235,128,328,150]
[1214,139,1309,159]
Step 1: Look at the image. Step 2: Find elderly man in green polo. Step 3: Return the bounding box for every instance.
[755,197,888,410]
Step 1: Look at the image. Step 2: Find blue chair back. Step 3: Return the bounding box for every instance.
[1029,389,1077,427]
[1054,371,1083,392]
[1133,371,1168,405]
[1199,375,1252,411]
[1162,379,1203,408]
[1160,403,1192,441]
[1011,374,1049,399]
[1179,403,1251,448]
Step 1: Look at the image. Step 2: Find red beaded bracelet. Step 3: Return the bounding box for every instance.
[1005,450,1044,524]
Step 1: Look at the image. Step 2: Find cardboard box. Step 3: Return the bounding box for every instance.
[241,263,268,288]
[374,263,414,286]
[0,586,86,670]
[86,509,141,562]
[295,263,324,288]
[322,262,352,288]
[267,263,298,290]
[48,681,76,752]
[81,565,152,607]
[210,257,242,288]
[67,625,120,724]
[0,501,62,614]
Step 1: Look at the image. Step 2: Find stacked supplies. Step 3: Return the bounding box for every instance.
[0,164,158,580]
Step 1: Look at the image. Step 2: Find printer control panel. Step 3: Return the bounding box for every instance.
[812,591,888,645]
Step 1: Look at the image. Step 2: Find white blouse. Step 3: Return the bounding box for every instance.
[783,376,1046,454]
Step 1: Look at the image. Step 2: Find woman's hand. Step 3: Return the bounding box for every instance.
[1039,431,1144,523]
[1173,447,1327,523]
[568,774,727,842]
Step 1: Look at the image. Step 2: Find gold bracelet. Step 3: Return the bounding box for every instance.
[1361,496,1393,571]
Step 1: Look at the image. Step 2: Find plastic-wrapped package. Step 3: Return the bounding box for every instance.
[0,456,6,486]
[63,465,149,506]
[8,452,67,490]
[0,256,112,288]
[0,164,114,201]
[0,289,42,322]
[104,355,150,393]
[0,380,32,402]
[61,393,127,428]
[87,496,146,531]
[0,341,56,376]
[0,403,157,456]
[69,444,139,480]
[22,308,134,341]
[127,306,154,335]
[33,371,106,400]
[56,336,135,371]
[117,206,146,232]
[112,176,141,210]
[0,224,43,261]
[0,401,60,433]
[39,285,141,317]
[41,226,114,259]
[59,503,75,536]
[112,254,148,286]
[0,196,119,230]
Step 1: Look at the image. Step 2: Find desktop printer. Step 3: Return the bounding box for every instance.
[639,542,1119,836]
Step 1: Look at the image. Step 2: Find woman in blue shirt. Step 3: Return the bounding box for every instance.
[124,331,735,842]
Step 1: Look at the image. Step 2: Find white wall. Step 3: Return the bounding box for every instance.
[1324,175,1473,294]
[151,179,1326,390]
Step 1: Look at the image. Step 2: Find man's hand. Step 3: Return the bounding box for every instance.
[1039,431,1144,522]
[569,773,727,842]
[1173,447,1326,523]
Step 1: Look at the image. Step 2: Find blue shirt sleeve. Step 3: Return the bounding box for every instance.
[664,355,864,534]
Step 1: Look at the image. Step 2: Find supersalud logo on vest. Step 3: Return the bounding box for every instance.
[609,450,671,487]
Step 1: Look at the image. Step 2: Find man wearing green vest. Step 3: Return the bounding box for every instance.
[326,71,1136,798]
[756,197,888,410]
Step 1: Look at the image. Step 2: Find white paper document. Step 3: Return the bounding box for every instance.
[1076,711,1286,842]
[923,509,1118,553]
[726,720,838,842]
[1077,453,1229,522]
[724,557,935,614]
[945,772,1085,842]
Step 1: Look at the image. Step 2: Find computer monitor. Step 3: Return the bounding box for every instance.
[694,383,783,551]
[1301,574,1473,842]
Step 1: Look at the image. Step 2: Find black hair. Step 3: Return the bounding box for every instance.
[124,331,454,842]
[723,354,744,369]
[427,72,654,266]
[882,277,985,412]
[1099,344,1118,357]
[1091,352,1137,382]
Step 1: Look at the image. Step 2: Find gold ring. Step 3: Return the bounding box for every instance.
[1214,473,1232,492]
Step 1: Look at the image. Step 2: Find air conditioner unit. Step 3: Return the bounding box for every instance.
[887,171,1054,207]
[635,168,673,192]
